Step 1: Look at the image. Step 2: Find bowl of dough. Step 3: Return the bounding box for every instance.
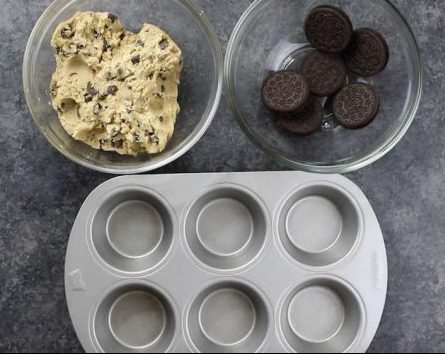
[24,0,223,174]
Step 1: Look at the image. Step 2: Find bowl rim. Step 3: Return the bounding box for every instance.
[23,0,224,175]
[224,0,423,174]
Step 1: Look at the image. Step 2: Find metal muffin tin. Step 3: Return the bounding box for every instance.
[65,171,387,353]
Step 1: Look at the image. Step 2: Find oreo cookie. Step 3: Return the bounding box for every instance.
[333,83,379,129]
[305,5,353,53]
[262,71,311,113]
[278,98,324,135]
[302,51,347,96]
[346,28,389,77]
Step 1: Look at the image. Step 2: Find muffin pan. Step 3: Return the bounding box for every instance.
[65,171,387,353]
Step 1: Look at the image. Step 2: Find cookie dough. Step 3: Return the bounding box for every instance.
[50,12,183,156]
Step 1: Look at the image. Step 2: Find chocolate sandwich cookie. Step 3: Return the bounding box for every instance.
[262,71,311,113]
[333,83,379,129]
[305,5,353,53]
[302,51,347,96]
[345,28,389,77]
[278,98,324,135]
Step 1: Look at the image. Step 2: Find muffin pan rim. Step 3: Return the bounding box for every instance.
[86,185,178,277]
[276,274,367,353]
[181,182,271,275]
[88,279,181,353]
[182,277,274,353]
[274,180,365,271]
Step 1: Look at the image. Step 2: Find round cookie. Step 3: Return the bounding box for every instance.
[345,28,389,77]
[302,51,347,96]
[278,98,324,135]
[333,83,379,129]
[305,6,353,53]
[262,71,311,113]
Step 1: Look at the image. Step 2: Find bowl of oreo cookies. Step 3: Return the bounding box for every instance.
[225,0,422,173]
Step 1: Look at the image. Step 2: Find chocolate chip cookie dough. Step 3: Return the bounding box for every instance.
[50,12,183,156]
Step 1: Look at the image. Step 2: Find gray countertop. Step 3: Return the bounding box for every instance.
[0,0,443,352]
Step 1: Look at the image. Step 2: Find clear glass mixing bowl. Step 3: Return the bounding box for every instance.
[225,0,422,173]
[23,0,223,174]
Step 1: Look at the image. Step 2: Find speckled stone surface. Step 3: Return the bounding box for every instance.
[0,0,444,352]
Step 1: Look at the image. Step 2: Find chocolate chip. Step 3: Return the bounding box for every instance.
[87,82,99,96]
[84,94,93,103]
[93,103,103,115]
[98,91,109,100]
[119,32,126,40]
[137,39,145,47]
[102,39,111,52]
[74,43,85,54]
[107,85,119,95]
[92,29,100,38]
[56,47,62,55]
[112,140,123,148]
[159,116,164,122]
[108,13,118,23]
[131,55,140,65]
[61,26,74,39]
[159,39,169,50]
[150,135,160,145]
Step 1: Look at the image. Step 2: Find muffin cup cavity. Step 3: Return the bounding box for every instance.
[279,277,365,353]
[185,185,268,272]
[91,187,175,274]
[277,182,363,268]
[186,280,270,353]
[93,282,177,353]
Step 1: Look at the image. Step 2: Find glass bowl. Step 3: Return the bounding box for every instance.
[225,0,422,174]
[23,0,223,174]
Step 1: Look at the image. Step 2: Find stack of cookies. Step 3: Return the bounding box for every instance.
[262,5,389,135]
